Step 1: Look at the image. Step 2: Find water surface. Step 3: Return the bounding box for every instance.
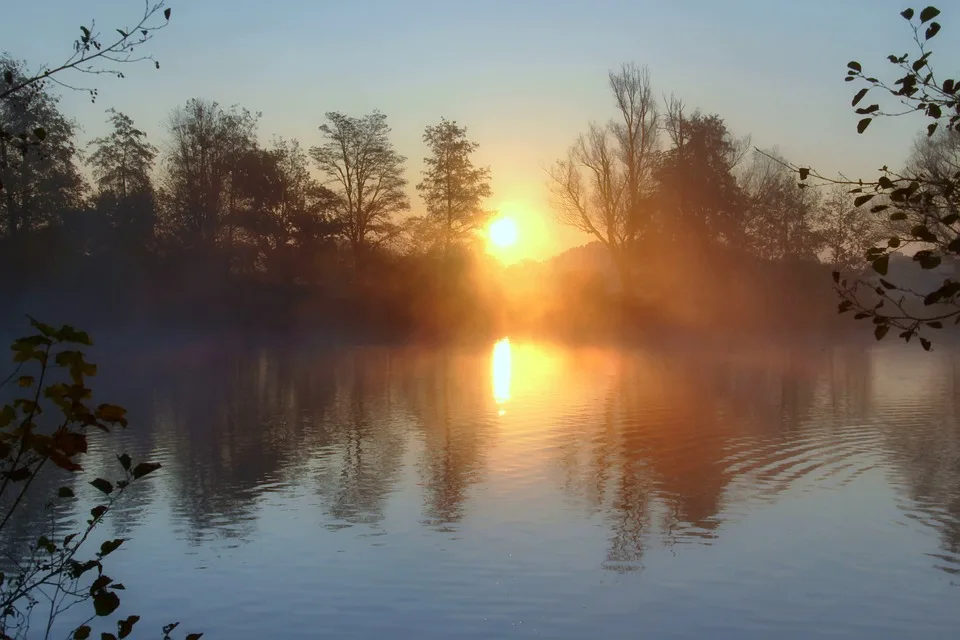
[10,337,960,638]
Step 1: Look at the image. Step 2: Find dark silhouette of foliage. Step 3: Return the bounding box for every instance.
[415,118,492,254]
[789,5,960,349]
[0,58,85,239]
[0,319,200,639]
[310,111,409,263]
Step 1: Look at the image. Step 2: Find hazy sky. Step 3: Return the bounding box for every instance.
[5,0,958,261]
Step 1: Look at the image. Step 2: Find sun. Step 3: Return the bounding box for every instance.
[489,217,519,248]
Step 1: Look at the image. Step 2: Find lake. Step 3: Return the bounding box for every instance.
[7,336,960,638]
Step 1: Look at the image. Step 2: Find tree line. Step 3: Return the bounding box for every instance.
[3,6,956,342]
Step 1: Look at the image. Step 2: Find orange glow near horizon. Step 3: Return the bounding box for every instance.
[492,337,512,414]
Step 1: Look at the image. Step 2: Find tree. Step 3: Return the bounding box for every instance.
[86,109,158,252]
[0,2,171,192]
[416,118,492,255]
[790,5,959,349]
[310,111,409,263]
[740,149,824,261]
[548,64,660,292]
[656,110,747,244]
[0,57,85,239]
[818,184,884,270]
[88,109,157,200]
[159,99,260,253]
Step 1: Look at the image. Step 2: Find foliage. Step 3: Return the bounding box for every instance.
[0,58,86,238]
[656,110,748,244]
[0,2,172,192]
[87,109,158,200]
[547,64,660,289]
[739,149,824,261]
[0,318,200,639]
[792,5,959,349]
[310,111,409,260]
[415,118,492,254]
[160,98,261,251]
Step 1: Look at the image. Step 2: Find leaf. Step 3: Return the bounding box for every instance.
[915,251,942,269]
[99,538,125,557]
[0,405,15,429]
[875,325,889,340]
[90,478,113,495]
[890,211,907,221]
[59,486,75,498]
[927,321,943,329]
[854,312,870,320]
[73,626,92,640]
[855,104,879,114]
[879,279,896,290]
[118,615,140,639]
[32,127,46,141]
[928,122,939,137]
[851,88,868,106]
[854,194,875,207]
[186,634,204,640]
[901,8,915,19]
[847,61,862,72]
[910,225,938,242]
[887,237,901,248]
[857,118,872,134]
[163,622,180,635]
[132,461,161,479]
[96,404,128,427]
[832,270,840,284]
[164,7,172,20]
[3,70,12,84]
[58,326,93,346]
[117,453,131,471]
[93,591,120,617]
[838,300,853,313]
[799,167,810,180]
[50,452,82,472]
[102,634,117,640]
[926,22,941,39]
[920,6,940,23]
[872,254,889,275]
[942,213,959,226]
[921,337,932,351]
[90,504,108,520]
[17,375,34,387]
[4,467,32,482]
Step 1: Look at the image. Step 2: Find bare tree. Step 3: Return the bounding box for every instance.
[310,111,409,263]
[548,64,660,291]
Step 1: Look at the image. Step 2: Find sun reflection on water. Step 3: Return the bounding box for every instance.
[492,337,511,414]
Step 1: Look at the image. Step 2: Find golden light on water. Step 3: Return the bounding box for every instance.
[492,337,512,414]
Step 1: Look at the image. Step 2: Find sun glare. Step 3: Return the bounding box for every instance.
[489,217,519,248]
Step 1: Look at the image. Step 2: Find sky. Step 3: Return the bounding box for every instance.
[4,0,959,262]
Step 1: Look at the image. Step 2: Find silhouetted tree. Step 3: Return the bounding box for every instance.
[741,149,824,261]
[310,111,409,264]
[656,110,747,244]
[548,64,659,292]
[87,109,158,252]
[88,109,157,199]
[819,184,884,270]
[0,58,85,239]
[159,98,259,254]
[415,118,492,256]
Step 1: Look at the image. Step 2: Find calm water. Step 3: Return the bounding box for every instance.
[8,337,960,638]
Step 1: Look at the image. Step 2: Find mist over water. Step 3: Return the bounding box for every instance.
[8,335,959,638]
